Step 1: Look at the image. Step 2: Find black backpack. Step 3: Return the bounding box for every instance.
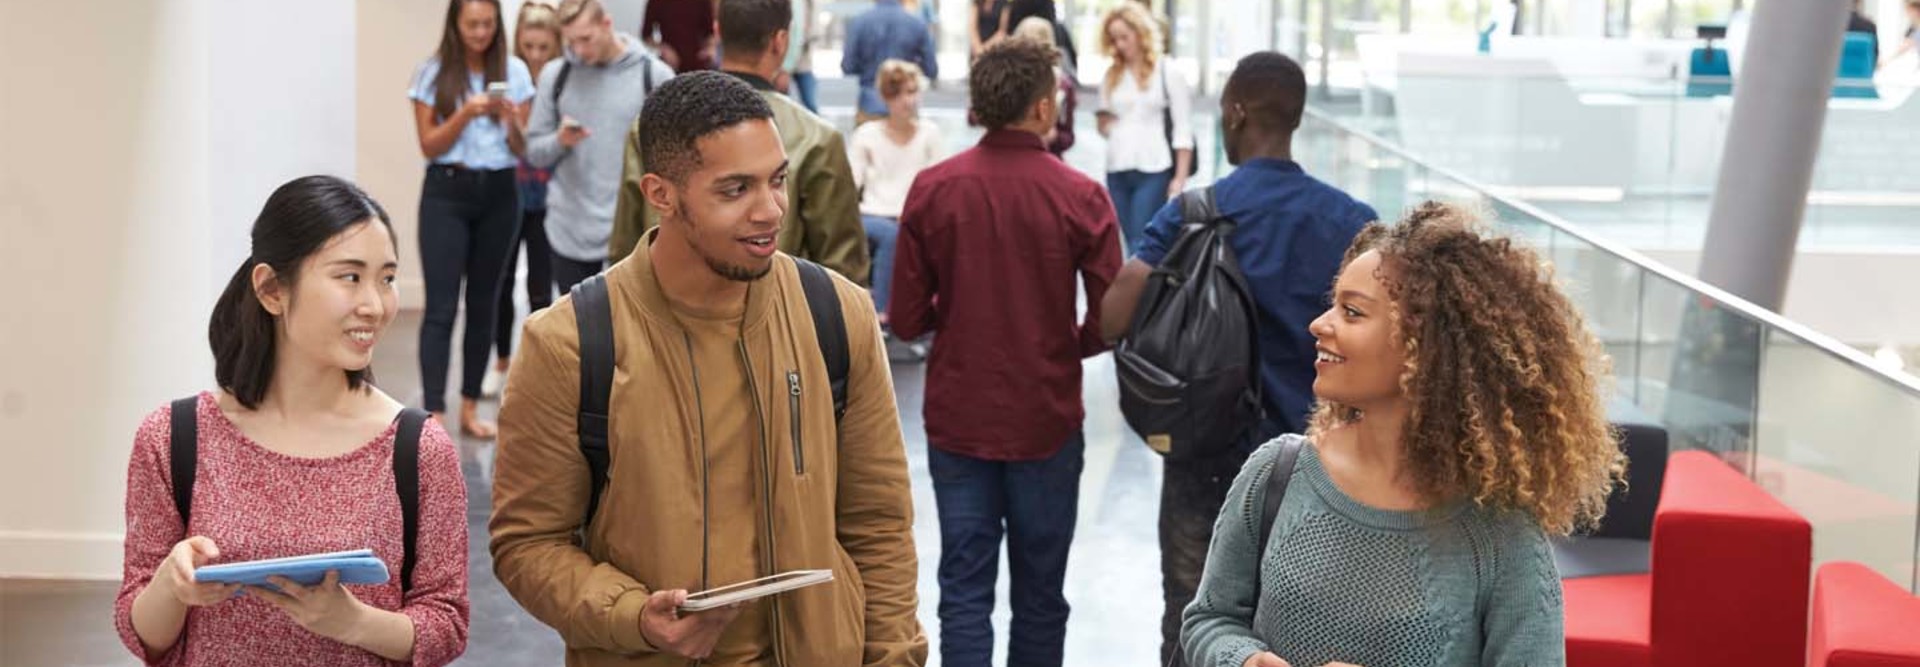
[1115,187,1263,460]
[570,259,849,528]
[168,398,430,592]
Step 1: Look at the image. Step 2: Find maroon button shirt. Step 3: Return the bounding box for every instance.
[641,0,715,73]
[890,129,1122,461]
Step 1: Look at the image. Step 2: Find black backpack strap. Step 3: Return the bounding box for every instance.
[1256,437,1305,570]
[642,56,656,93]
[794,259,850,420]
[169,397,199,528]
[1180,186,1224,229]
[572,275,615,528]
[392,408,429,593]
[552,61,571,116]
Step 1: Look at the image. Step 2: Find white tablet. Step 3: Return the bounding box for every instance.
[679,569,834,612]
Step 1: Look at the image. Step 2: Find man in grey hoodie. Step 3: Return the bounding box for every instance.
[527,0,678,294]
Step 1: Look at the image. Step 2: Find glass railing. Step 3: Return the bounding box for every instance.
[1286,105,1920,594]
[1309,69,1920,252]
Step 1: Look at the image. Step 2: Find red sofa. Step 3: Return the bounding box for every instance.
[1563,450,1813,667]
[1811,561,1920,667]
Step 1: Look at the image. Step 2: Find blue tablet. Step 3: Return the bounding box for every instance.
[193,549,391,588]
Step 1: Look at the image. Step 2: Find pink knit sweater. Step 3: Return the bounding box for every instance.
[114,392,469,666]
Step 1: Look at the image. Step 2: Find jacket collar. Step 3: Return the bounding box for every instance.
[612,227,777,333]
[722,69,780,92]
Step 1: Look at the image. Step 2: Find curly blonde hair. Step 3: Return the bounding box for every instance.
[1099,3,1160,93]
[877,59,925,100]
[1309,202,1626,535]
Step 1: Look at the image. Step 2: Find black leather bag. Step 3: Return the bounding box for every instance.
[1116,187,1263,460]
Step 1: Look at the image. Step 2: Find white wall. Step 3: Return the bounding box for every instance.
[210,0,359,287]
[0,0,357,580]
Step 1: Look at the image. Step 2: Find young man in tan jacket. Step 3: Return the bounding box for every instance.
[606,0,868,287]
[490,70,927,667]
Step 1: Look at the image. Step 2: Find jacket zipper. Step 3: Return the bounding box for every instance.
[737,341,789,667]
[787,371,805,476]
[681,332,713,594]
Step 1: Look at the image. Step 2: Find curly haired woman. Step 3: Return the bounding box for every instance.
[1181,202,1626,667]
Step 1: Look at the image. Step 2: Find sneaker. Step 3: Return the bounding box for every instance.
[884,331,928,363]
[481,364,506,398]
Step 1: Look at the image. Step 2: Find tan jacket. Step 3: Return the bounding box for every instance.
[489,238,925,666]
[607,73,869,285]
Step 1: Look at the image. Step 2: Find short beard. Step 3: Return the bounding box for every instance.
[680,217,773,283]
[702,253,772,282]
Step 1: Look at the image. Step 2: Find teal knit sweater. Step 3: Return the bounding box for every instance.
[1181,435,1567,667]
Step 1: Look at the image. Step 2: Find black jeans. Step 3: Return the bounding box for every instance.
[550,252,605,297]
[494,208,553,360]
[1160,421,1282,667]
[418,165,519,413]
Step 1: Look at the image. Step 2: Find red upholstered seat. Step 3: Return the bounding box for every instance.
[1564,574,1651,667]
[1811,561,1920,667]
[1564,450,1812,667]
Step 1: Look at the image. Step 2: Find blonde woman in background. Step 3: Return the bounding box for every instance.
[1097,2,1190,254]
[486,1,563,398]
[849,59,944,342]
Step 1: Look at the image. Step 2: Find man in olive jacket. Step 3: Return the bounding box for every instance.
[608,0,868,286]
[490,71,925,666]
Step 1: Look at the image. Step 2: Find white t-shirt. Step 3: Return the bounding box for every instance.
[1100,63,1193,174]
[848,119,945,218]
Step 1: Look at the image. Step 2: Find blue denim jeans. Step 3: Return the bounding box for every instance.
[791,70,819,113]
[1106,169,1174,255]
[862,215,899,313]
[928,434,1086,667]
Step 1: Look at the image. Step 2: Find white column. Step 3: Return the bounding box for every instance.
[1698,0,1850,311]
[0,0,358,579]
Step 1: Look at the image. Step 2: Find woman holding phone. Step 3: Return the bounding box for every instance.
[409,0,534,437]
[114,176,469,667]
[485,1,564,397]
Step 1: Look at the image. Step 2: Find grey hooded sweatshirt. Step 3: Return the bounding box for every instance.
[526,31,676,262]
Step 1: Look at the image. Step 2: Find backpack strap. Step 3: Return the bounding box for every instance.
[169,397,199,528]
[572,274,616,529]
[1179,186,1227,231]
[571,263,848,532]
[642,56,656,93]
[794,258,850,420]
[1255,437,1305,594]
[392,408,430,593]
[551,60,574,120]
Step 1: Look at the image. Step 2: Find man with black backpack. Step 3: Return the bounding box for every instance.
[491,72,926,667]
[526,0,676,294]
[1100,51,1377,667]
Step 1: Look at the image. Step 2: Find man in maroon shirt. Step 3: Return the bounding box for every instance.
[640,0,716,72]
[888,38,1122,667]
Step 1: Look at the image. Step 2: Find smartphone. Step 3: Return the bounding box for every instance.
[560,117,584,131]
[486,81,509,100]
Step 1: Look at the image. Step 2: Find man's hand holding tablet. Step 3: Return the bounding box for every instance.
[638,570,834,659]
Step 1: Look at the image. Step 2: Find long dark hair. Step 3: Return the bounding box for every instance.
[432,0,509,120]
[210,176,394,410]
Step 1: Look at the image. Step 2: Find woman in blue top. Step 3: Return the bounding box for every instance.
[1182,203,1626,667]
[408,0,534,437]
[484,1,564,398]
